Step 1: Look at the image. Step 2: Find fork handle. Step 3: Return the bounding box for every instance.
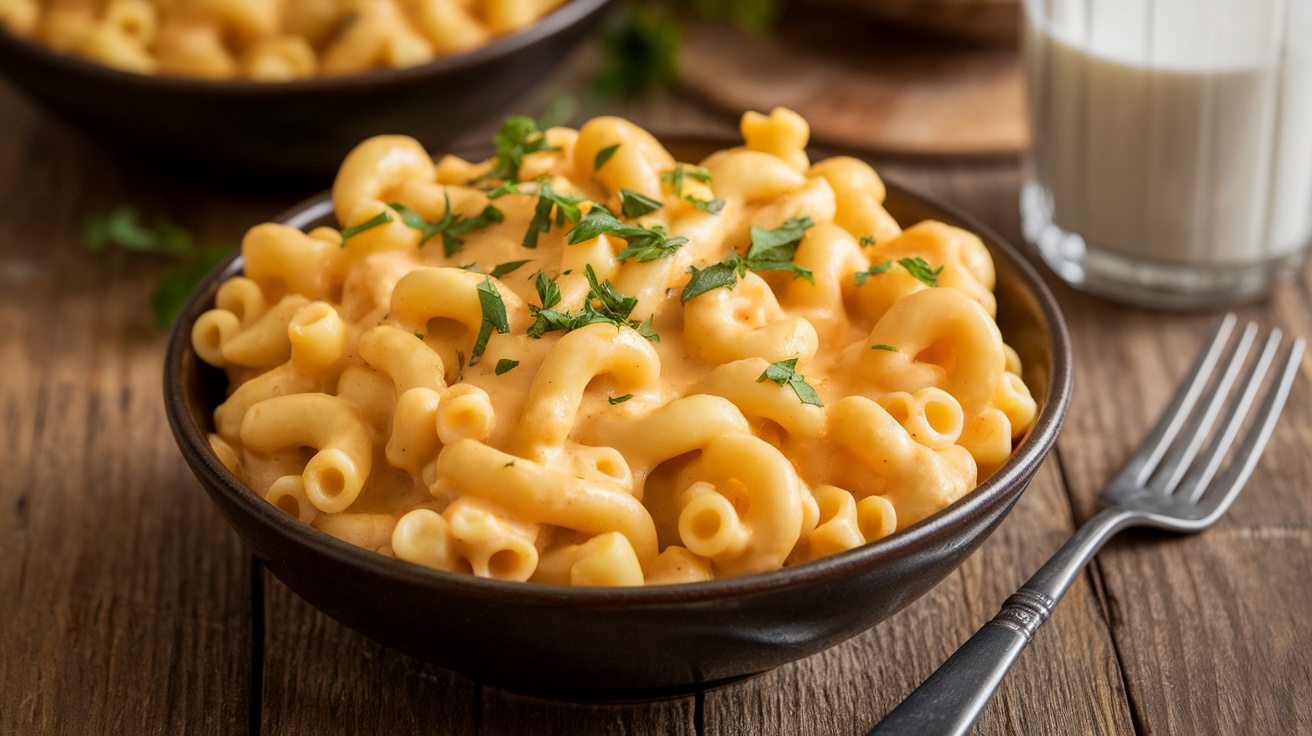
[867,508,1137,736]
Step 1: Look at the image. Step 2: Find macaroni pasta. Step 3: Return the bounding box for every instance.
[192,108,1039,586]
[2,0,568,80]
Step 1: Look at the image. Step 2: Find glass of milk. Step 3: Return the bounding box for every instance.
[1021,0,1312,308]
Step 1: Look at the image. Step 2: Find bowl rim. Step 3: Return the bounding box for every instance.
[163,162,1073,607]
[0,0,612,96]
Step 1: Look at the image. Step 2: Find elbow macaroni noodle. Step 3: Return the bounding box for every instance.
[2,0,567,80]
[192,108,1039,586]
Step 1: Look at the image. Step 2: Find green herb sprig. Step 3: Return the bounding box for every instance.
[84,205,235,329]
[517,178,585,249]
[567,206,687,263]
[471,277,510,365]
[757,358,823,407]
[526,266,658,341]
[339,211,392,245]
[475,116,558,184]
[681,216,815,302]
[388,197,503,258]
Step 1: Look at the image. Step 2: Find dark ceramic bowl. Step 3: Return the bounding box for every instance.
[163,161,1072,699]
[0,0,610,179]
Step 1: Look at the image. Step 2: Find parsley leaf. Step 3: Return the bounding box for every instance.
[660,164,713,198]
[525,265,657,341]
[567,206,687,263]
[584,263,638,321]
[85,205,194,257]
[613,227,687,263]
[747,216,813,258]
[680,258,745,303]
[590,6,680,101]
[871,344,898,352]
[85,205,238,328]
[686,196,725,214]
[899,257,944,287]
[495,358,520,375]
[489,260,531,278]
[533,270,562,310]
[522,178,584,248]
[339,211,392,245]
[594,144,620,170]
[443,205,504,257]
[475,115,557,184]
[150,245,234,329]
[756,358,824,407]
[679,217,815,302]
[859,234,878,248]
[608,394,634,405]
[618,189,663,218]
[388,197,502,257]
[471,276,510,365]
[854,260,894,286]
[566,206,624,244]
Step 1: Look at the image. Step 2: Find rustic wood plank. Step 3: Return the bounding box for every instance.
[478,687,696,734]
[0,83,257,734]
[258,573,481,735]
[1053,282,1312,735]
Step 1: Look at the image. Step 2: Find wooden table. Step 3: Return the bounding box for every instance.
[3,63,1310,736]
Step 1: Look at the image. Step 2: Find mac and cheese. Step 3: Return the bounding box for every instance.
[2,0,567,80]
[192,108,1038,586]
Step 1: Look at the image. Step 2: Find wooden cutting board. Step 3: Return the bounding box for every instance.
[676,11,1028,158]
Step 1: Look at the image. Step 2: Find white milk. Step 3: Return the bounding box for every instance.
[1024,0,1312,267]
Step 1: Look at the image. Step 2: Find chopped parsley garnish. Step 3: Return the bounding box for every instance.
[339,211,392,245]
[607,394,634,405]
[594,144,620,170]
[84,204,235,328]
[85,205,193,257]
[747,216,813,258]
[470,276,510,365]
[859,235,878,248]
[495,359,520,375]
[151,246,234,329]
[520,178,584,248]
[680,216,815,302]
[388,197,503,257]
[526,265,658,341]
[899,256,944,287]
[475,115,557,184]
[871,344,898,352]
[660,164,712,197]
[533,270,562,310]
[489,259,532,278]
[567,206,687,263]
[686,196,725,214]
[618,189,663,218]
[757,358,823,407]
[681,259,743,303]
[415,332,425,340]
[854,260,894,286]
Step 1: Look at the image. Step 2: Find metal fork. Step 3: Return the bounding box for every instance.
[868,314,1305,736]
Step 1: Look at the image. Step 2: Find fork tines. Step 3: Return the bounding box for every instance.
[1114,314,1305,513]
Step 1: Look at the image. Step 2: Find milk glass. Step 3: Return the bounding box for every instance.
[1021,0,1312,309]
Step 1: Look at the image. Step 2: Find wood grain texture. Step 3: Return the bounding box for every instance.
[677,10,1026,157]
[4,49,1311,735]
[0,83,264,735]
[1054,295,1312,736]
